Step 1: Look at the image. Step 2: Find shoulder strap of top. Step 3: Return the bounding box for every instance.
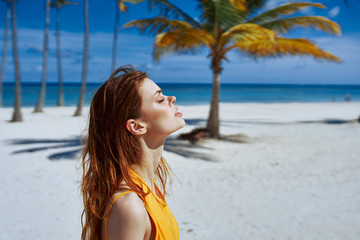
[105,191,132,240]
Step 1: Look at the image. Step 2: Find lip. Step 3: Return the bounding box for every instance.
[175,112,183,117]
[175,107,183,117]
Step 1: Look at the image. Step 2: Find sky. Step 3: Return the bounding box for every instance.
[0,0,359,84]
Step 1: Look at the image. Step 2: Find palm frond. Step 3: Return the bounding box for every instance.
[63,1,77,4]
[123,0,144,3]
[220,23,276,48]
[244,0,267,17]
[234,37,340,62]
[62,1,77,5]
[118,0,144,12]
[197,0,246,32]
[148,0,201,28]
[247,2,325,24]
[261,16,341,35]
[153,28,215,61]
[153,45,176,62]
[229,0,247,11]
[55,0,77,5]
[155,28,215,48]
[123,17,192,35]
[51,0,77,8]
[118,1,128,12]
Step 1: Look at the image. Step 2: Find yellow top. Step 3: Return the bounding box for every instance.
[105,170,179,240]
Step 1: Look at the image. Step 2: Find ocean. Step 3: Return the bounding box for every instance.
[2,82,360,107]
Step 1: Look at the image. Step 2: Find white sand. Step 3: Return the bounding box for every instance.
[0,103,359,240]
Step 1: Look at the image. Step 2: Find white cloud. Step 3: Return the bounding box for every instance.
[146,63,162,70]
[293,60,306,70]
[328,6,340,18]
[264,0,289,10]
[299,6,315,15]
[264,0,333,15]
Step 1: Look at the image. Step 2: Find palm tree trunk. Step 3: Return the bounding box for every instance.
[111,5,119,73]
[206,56,222,138]
[56,7,64,106]
[34,0,50,113]
[74,0,89,116]
[0,1,11,108]
[11,0,22,122]
[206,54,222,138]
[206,70,221,138]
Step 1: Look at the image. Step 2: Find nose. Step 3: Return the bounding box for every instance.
[169,96,176,105]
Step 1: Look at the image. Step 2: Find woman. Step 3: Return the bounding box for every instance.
[81,65,185,240]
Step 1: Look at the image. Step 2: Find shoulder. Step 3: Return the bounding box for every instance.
[111,192,147,220]
[106,192,149,240]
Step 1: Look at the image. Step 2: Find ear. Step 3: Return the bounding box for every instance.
[126,119,147,135]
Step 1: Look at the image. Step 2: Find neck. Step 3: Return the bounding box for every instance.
[130,135,166,190]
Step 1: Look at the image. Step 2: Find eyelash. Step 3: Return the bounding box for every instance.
[158,98,165,103]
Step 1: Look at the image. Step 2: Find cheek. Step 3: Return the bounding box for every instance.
[152,109,173,126]
[143,106,167,123]
[145,106,166,120]
[144,108,175,132]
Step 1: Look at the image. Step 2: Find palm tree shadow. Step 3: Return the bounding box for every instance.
[297,119,358,124]
[164,137,216,161]
[185,117,358,127]
[184,119,206,126]
[7,135,216,162]
[8,136,84,161]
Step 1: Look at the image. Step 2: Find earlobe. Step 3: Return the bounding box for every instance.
[126,119,146,135]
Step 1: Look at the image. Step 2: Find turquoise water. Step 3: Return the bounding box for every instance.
[2,82,360,107]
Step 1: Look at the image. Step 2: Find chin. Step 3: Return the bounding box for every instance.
[170,120,185,134]
[177,118,186,129]
[179,119,186,128]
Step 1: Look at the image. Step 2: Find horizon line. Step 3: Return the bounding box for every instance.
[2,81,360,86]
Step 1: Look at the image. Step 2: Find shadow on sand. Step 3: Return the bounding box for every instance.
[185,118,359,126]
[165,137,215,161]
[8,136,84,161]
[7,135,215,161]
[7,117,357,161]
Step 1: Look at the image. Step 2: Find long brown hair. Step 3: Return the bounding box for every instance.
[81,65,171,240]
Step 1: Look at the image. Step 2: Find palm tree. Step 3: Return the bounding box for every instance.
[34,0,51,113]
[50,0,77,107]
[74,0,89,116]
[124,0,341,138]
[0,0,11,107]
[11,0,22,122]
[111,0,144,73]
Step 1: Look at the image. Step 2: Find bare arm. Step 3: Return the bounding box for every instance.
[106,192,149,240]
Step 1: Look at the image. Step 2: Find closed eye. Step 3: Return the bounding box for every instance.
[158,98,165,103]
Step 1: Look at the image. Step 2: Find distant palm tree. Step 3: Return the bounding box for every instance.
[34,0,51,113]
[111,0,144,73]
[74,0,89,116]
[11,0,22,122]
[50,0,77,107]
[0,0,11,107]
[125,0,341,138]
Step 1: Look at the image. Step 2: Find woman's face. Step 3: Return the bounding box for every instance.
[138,78,185,137]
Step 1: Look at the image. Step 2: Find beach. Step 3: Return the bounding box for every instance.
[0,102,359,240]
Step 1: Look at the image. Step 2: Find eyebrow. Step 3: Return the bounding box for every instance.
[154,89,162,97]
